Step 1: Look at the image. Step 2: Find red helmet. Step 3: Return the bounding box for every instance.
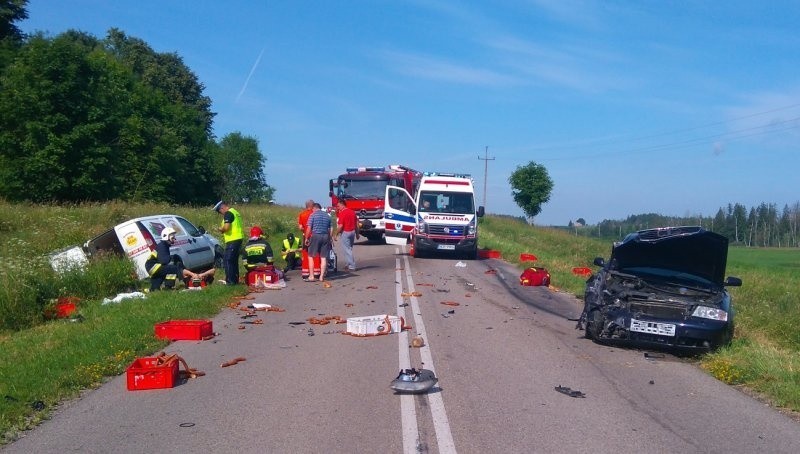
[250,226,263,238]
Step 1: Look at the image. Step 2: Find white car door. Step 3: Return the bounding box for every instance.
[383,185,417,246]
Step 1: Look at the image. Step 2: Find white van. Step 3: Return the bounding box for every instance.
[382,172,484,259]
[51,215,222,279]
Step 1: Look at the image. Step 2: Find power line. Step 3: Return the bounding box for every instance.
[478,146,495,210]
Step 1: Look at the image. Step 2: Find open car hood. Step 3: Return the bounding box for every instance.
[610,226,729,285]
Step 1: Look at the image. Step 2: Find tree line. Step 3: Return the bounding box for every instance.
[567,201,800,247]
[0,1,272,205]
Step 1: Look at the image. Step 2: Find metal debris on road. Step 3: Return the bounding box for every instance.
[555,385,586,398]
[390,368,438,394]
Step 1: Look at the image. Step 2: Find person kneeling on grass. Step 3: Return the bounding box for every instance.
[145,228,214,291]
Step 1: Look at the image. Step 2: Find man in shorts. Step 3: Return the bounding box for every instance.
[304,203,334,282]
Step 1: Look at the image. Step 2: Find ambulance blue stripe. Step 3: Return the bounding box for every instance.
[384,212,416,224]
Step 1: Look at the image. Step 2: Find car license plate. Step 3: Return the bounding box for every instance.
[630,319,676,337]
[437,244,456,250]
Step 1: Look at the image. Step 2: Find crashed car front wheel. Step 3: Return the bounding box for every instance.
[585,309,603,340]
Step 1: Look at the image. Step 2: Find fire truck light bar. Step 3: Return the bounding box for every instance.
[346,166,385,173]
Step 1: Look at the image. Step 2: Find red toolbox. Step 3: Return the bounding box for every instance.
[154,320,213,341]
[126,357,179,391]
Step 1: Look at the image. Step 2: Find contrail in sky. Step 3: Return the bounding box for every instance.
[236,47,265,102]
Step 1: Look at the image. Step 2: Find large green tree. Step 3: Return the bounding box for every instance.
[0,0,27,42]
[509,161,553,220]
[0,28,218,204]
[211,132,274,203]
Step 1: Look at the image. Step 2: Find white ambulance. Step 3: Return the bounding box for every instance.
[383,172,484,259]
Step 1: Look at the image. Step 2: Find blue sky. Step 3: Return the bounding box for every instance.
[22,1,800,225]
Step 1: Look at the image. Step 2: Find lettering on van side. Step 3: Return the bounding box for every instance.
[422,215,467,221]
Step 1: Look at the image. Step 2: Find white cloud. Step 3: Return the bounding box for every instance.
[380,50,519,86]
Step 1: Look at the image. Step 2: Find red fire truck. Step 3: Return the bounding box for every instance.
[329,165,422,242]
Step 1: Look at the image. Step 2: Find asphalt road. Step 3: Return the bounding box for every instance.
[5,241,800,454]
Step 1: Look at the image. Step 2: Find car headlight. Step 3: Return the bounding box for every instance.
[467,217,476,235]
[692,306,728,321]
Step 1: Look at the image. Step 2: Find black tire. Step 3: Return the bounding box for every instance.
[413,239,426,258]
[585,309,603,340]
[214,245,224,268]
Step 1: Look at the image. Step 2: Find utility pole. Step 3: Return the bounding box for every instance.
[477,146,495,210]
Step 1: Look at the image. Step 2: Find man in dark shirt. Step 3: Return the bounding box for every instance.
[145,228,212,291]
[242,226,275,283]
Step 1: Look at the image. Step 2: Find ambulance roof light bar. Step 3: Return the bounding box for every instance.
[423,171,472,178]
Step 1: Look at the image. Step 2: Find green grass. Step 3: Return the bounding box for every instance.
[1,203,799,443]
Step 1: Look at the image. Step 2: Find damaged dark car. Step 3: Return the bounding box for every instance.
[577,226,742,352]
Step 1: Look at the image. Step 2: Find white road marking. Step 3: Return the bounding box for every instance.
[399,249,457,454]
[396,254,420,454]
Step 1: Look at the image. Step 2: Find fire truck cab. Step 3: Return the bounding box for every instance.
[329,165,421,242]
[382,172,484,259]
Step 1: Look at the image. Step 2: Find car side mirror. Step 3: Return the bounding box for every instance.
[198,226,206,235]
[593,257,605,267]
[724,276,742,287]
[477,206,485,217]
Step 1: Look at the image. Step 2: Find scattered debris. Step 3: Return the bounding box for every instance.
[390,368,438,394]
[179,423,195,428]
[399,303,409,307]
[455,261,467,268]
[484,269,497,275]
[520,267,551,287]
[288,321,306,325]
[520,253,537,262]
[345,315,410,336]
[440,301,460,306]
[571,267,592,277]
[366,286,378,289]
[644,352,665,360]
[307,328,315,336]
[649,380,655,385]
[102,291,146,305]
[417,283,434,287]
[323,282,332,288]
[411,337,425,348]
[400,291,422,297]
[220,357,246,368]
[555,385,585,398]
[30,400,45,411]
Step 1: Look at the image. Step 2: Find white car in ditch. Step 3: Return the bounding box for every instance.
[50,214,222,279]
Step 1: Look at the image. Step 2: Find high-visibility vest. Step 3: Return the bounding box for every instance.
[281,237,301,259]
[222,207,244,243]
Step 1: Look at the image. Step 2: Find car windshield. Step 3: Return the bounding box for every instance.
[419,191,474,214]
[338,179,388,199]
[622,266,716,289]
